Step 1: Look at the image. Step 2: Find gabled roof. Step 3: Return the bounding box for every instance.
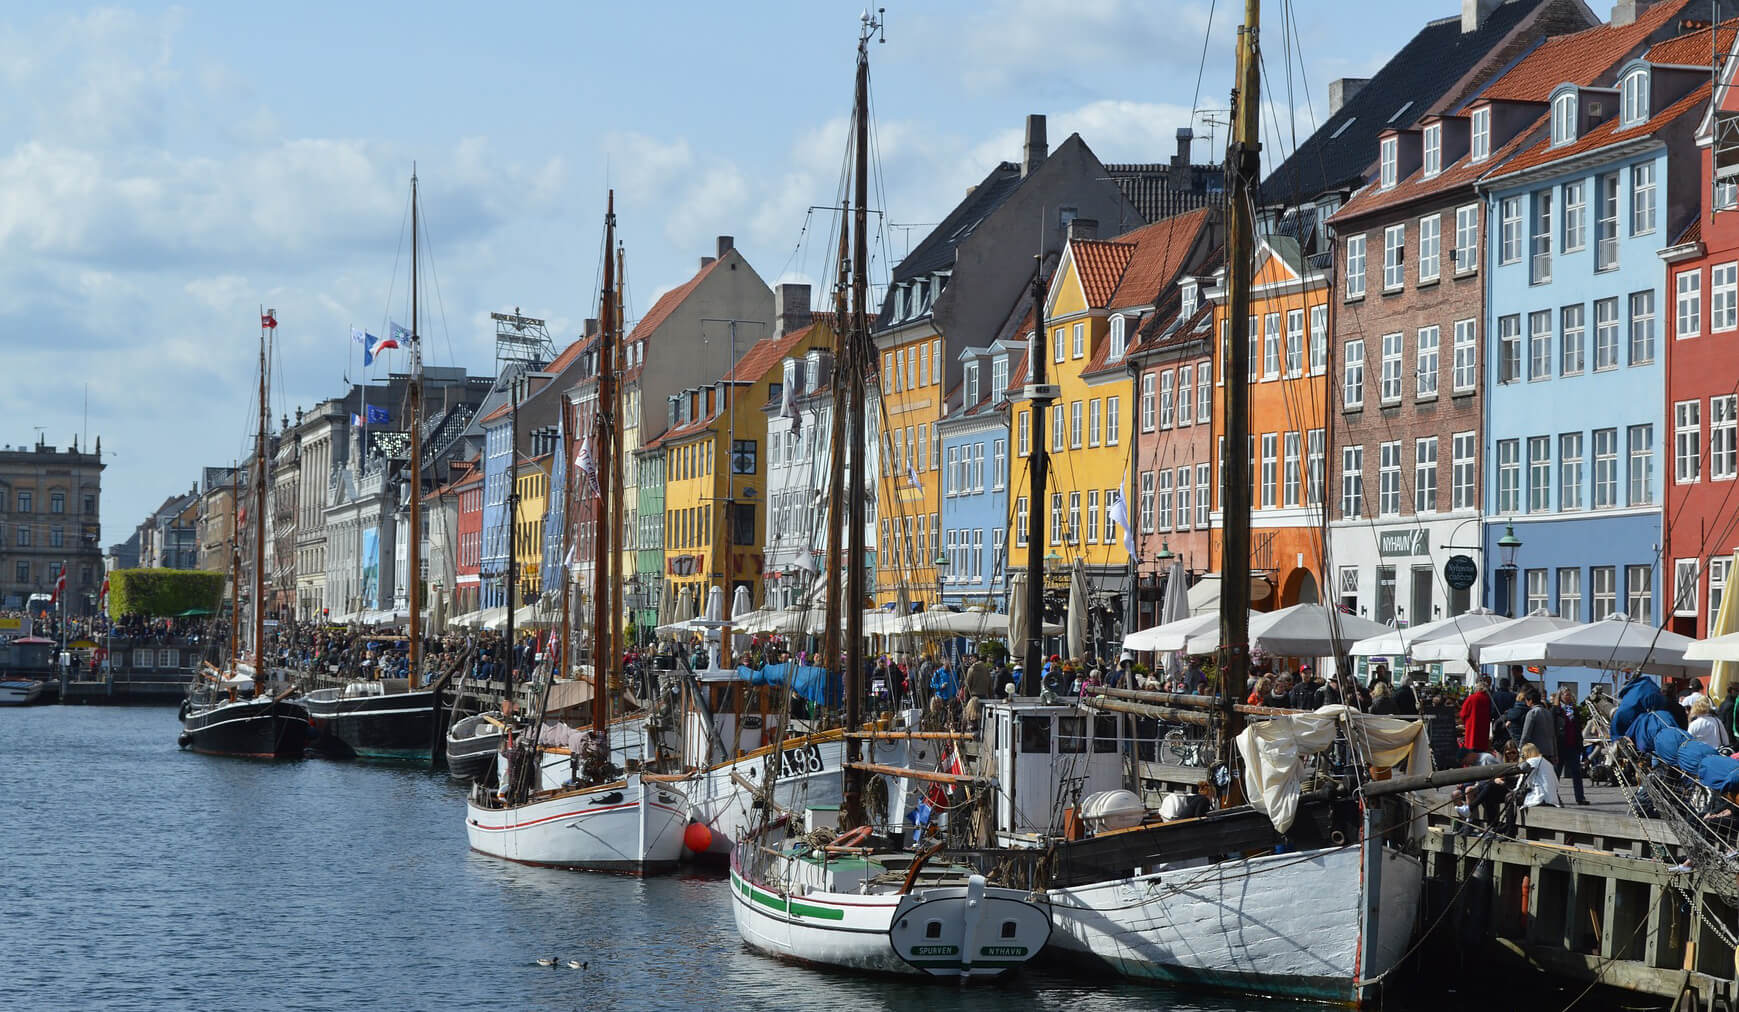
[1333,109,1541,222]
[630,256,726,343]
[1486,81,1710,181]
[1109,207,1216,310]
[1479,0,1692,102]
[1104,162,1222,223]
[1645,16,1739,66]
[876,161,1024,328]
[1261,0,1556,207]
[720,316,835,385]
[1070,240,1136,308]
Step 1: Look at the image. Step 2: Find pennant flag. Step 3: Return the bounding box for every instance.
[778,379,802,435]
[351,327,368,346]
[576,433,600,499]
[50,563,66,605]
[389,321,412,346]
[366,405,390,425]
[98,576,109,605]
[261,310,277,329]
[1109,487,1135,558]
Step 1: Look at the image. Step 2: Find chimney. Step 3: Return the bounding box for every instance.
[1022,114,1048,178]
[774,283,813,337]
[716,235,735,259]
[1066,218,1099,242]
[584,318,599,337]
[700,256,716,270]
[1462,0,1501,33]
[1328,78,1369,116]
[1171,127,1195,172]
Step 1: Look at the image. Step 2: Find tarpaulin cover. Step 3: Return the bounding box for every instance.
[733,662,841,707]
[1615,675,1739,794]
[1235,705,1430,832]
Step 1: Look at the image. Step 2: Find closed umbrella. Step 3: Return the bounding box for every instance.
[730,584,752,623]
[1159,558,1190,678]
[1066,560,1088,661]
[1007,571,1029,659]
[1481,612,1710,677]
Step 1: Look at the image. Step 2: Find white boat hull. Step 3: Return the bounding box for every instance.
[729,852,1050,978]
[1045,842,1422,1004]
[465,774,690,875]
[0,680,48,706]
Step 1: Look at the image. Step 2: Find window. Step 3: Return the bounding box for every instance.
[1621,67,1649,125]
[49,491,63,514]
[1560,432,1585,511]
[1016,497,1028,546]
[1561,303,1585,376]
[1500,197,1523,264]
[1714,557,1733,620]
[1631,161,1656,236]
[1157,475,1172,531]
[1195,464,1211,527]
[1496,439,1520,514]
[1284,432,1302,507]
[1088,490,1100,542]
[1471,107,1491,161]
[1072,322,1084,359]
[1307,428,1325,505]
[1675,400,1703,485]
[1380,332,1403,403]
[992,355,1008,399]
[1529,190,1552,284]
[1593,428,1618,508]
[1050,492,1063,544]
[1176,367,1193,426]
[1714,395,1738,480]
[1346,234,1366,298]
[1089,398,1103,446]
[1342,446,1364,518]
[1309,306,1328,375]
[1678,270,1703,337]
[1054,327,1066,364]
[1630,290,1655,365]
[16,526,28,547]
[1017,409,1030,456]
[1261,433,1278,508]
[1415,436,1438,513]
[1563,179,1586,252]
[1378,441,1402,516]
[1422,122,1441,177]
[1550,91,1577,146]
[1418,214,1441,283]
[993,439,1006,490]
[1714,263,1737,332]
[1454,204,1479,272]
[1343,339,1365,408]
[1675,559,1701,616]
[1627,424,1654,505]
[1052,404,1064,452]
[1384,224,1406,290]
[1263,312,1281,378]
[1160,373,1174,428]
[1558,568,1582,621]
[1175,468,1192,530]
[1068,491,1081,543]
[1452,319,1476,392]
[1596,173,1620,271]
[16,492,29,513]
[1108,315,1127,359]
[1285,309,1304,376]
[1626,565,1653,624]
[1528,311,1551,381]
[1180,283,1198,320]
[12,561,23,583]
[1526,569,1549,615]
[1069,401,1082,448]
[1452,432,1476,510]
[1498,314,1521,383]
[1721,179,1739,211]
[1594,297,1620,371]
[1379,135,1398,188]
[1106,397,1120,445]
[1527,436,1551,513]
[1140,374,1155,431]
[1139,472,1155,533]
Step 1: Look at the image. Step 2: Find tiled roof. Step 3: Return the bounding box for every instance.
[640,409,718,451]
[721,318,831,385]
[1333,109,1543,222]
[1070,239,1136,308]
[1103,163,1222,223]
[876,161,1024,328]
[1645,17,1739,66]
[1480,0,1692,101]
[1109,207,1216,310]
[1676,215,1703,246]
[1261,0,1556,207]
[1488,81,1710,180]
[629,256,725,343]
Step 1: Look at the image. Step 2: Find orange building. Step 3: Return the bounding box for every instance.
[1205,236,1332,610]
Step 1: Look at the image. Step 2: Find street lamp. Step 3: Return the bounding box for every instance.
[1497,521,1523,616]
[1156,540,1174,562]
[933,551,948,606]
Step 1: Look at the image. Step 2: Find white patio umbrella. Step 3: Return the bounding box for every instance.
[1123,612,1225,653]
[1481,612,1711,677]
[1407,608,1582,665]
[1686,629,1739,662]
[1066,559,1088,660]
[1348,607,1506,658]
[1185,603,1389,657]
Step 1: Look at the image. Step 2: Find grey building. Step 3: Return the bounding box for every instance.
[0,437,106,614]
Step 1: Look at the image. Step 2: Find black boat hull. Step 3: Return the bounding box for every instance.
[179,697,312,758]
[305,688,437,761]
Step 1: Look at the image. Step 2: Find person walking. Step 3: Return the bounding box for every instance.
[1518,688,1559,765]
[1458,676,1494,752]
[1554,686,1588,805]
[1689,697,1731,750]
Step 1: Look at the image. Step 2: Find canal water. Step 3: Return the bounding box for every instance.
[2,706,1559,1011]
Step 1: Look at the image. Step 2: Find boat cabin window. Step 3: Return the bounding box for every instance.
[1134,717,1160,761]
[1019,716,1051,754]
[1001,920,1018,938]
[925,920,942,939]
[1093,714,1120,753]
[1057,716,1087,754]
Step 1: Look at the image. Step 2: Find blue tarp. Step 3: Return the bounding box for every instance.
[1615,674,1739,794]
[733,661,842,707]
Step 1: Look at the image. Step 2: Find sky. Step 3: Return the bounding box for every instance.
[0,0,1436,546]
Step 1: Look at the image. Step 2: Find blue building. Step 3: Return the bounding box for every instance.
[479,405,514,610]
[540,405,569,597]
[938,340,1018,608]
[1477,62,1706,635]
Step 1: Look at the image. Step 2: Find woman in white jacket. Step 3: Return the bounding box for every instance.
[1688,697,1731,750]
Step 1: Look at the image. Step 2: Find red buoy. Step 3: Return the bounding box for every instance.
[683,822,715,853]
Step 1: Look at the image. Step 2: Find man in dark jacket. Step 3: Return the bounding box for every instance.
[1393,672,1421,716]
[1517,688,1559,763]
[1503,693,1531,751]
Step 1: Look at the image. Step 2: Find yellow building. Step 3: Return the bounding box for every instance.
[514,454,551,599]
[873,324,945,604]
[650,318,835,607]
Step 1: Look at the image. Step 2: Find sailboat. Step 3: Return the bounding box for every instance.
[304,172,439,762]
[727,15,1052,979]
[179,311,312,759]
[464,192,691,875]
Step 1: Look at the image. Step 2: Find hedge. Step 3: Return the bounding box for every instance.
[108,569,227,619]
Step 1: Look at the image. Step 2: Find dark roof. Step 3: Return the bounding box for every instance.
[1260,0,1549,208]
[875,161,1024,329]
[1103,163,1223,223]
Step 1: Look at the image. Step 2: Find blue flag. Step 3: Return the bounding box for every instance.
[366,405,390,425]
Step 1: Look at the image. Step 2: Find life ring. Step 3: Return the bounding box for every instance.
[827,824,873,851]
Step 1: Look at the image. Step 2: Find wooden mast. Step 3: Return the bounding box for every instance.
[1219,0,1261,770]
[252,312,268,678]
[611,243,625,664]
[409,170,424,687]
[591,192,617,739]
[229,463,240,670]
[821,203,850,676]
[841,14,876,829]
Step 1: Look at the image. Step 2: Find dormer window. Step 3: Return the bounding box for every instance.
[991,355,1009,401]
[1379,136,1398,189]
[1621,67,1649,127]
[1550,91,1577,147]
[900,283,914,320]
[1109,315,1128,359]
[964,361,980,408]
[1470,107,1491,162]
[1422,123,1441,178]
[1180,281,1197,320]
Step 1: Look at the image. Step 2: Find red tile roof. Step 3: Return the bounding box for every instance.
[1645,17,1739,66]
[1489,81,1709,180]
[1069,239,1136,308]
[1334,110,1544,222]
[1677,215,1704,246]
[1480,0,1693,102]
[628,256,725,343]
[721,316,835,384]
[1109,206,1215,310]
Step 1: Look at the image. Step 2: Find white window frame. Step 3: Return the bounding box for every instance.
[1379,135,1398,189]
[1378,440,1402,517]
[1632,161,1657,237]
[1713,262,1737,333]
[1527,435,1551,513]
[1284,431,1302,507]
[1343,339,1365,409]
[1563,179,1586,253]
[1263,312,1281,379]
[1309,306,1328,375]
[1285,308,1304,377]
[1621,67,1649,126]
[1714,395,1738,480]
[1380,331,1403,404]
[1452,431,1476,511]
[1383,224,1406,291]
[1341,445,1364,519]
[1678,269,1703,338]
[1415,436,1438,514]
[1496,439,1520,515]
[1454,203,1479,273]
[1418,213,1441,283]
[1529,310,1552,382]
[1675,400,1701,485]
[1499,197,1523,265]
[1560,432,1585,512]
[1416,325,1439,399]
[1346,234,1367,299]
[1452,318,1476,393]
[1176,367,1192,427]
[1160,372,1174,429]
[1471,107,1491,162]
[1550,91,1577,146]
[1140,374,1156,432]
[1422,122,1441,178]
[1561,303,1585,376]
